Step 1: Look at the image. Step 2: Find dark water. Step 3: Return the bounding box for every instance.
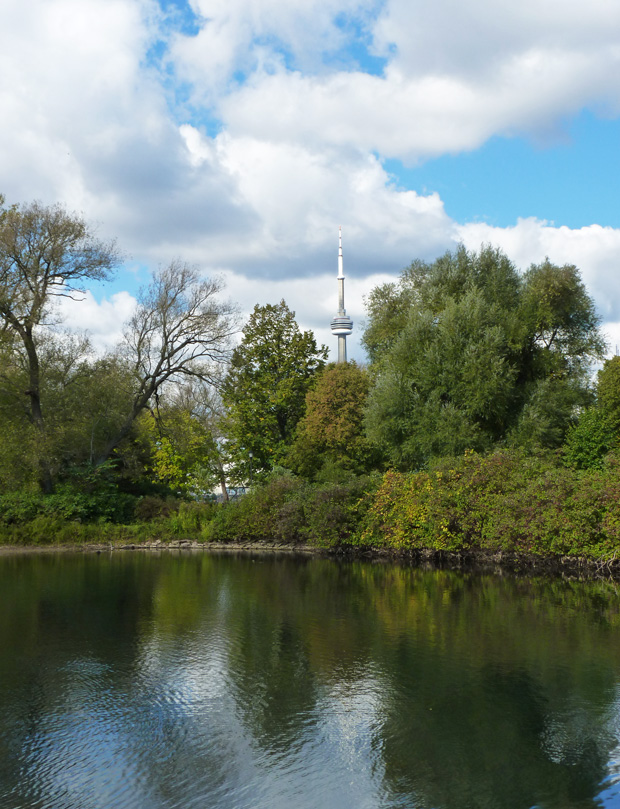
[2,553,620,809]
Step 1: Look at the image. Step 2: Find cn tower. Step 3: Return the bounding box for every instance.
[330,227,354,363]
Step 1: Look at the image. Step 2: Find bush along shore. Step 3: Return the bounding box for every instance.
[3,449,620,578]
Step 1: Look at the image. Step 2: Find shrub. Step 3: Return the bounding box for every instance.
[204,476,304,543]
[358,449,620,559]
[133,496,180,522]
[165,501,219,537]
[0,486,138,525]
[203,475,377,546]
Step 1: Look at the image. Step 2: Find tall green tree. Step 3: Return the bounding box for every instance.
[596,355,620,430]
[563,355,620,469]
[0,333,135,490]
[287,362,382,481]
[364,246,605,469]
[0,196,121,491]
[134,381,230,499]
[223,300,328,480]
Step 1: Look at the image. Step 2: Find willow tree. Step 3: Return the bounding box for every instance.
[364,246,605,469]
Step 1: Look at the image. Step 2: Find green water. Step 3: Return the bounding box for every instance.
[1,551,620,809]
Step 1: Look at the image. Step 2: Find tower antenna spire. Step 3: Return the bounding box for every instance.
[330,226,353,363]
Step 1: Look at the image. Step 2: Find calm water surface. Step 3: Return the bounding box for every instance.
[1,552,620,809]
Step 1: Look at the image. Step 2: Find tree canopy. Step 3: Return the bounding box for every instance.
[0,197,237,493]
[97,261,238,465]
[222,300,328,481]
[0,195,610,511]
[287,362,382,481]
[364,246,605,469]
[0,197,121,491]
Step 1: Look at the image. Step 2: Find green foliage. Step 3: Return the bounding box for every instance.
[287,362,383,480]
[135,405,221,496]
[563,407,616,470]
[100,263,237,467]
[364,246,604,469]
[597,356,620,429]
[166,501,219,536]
[204,475,377,548]
[223,300,328,481]
[0,334,138,490]
[358,449,620,559]
[562,356,620,471]
[0,484,137,526]
[133,496,180,522]
[205,476,301,542]
[0,198,121,492]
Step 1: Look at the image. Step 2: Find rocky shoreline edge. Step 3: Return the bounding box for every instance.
[0,540,619,581]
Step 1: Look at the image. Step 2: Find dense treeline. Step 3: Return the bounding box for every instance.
[2,194,620,561]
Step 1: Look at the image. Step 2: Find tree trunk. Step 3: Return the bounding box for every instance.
[95,385,155,466]
[23,329,54,494]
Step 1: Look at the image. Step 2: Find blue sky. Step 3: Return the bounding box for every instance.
[1,0,620,360]
[396,111,620,229]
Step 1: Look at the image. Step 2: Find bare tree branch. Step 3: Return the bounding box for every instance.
[0,197,121,492]
[97,260,239,464]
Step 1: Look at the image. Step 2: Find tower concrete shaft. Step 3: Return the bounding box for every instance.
[330,227,353,363]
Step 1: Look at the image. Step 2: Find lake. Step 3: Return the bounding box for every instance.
[1,550,620,809]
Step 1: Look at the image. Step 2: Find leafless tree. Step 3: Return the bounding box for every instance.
[97,260,238,464]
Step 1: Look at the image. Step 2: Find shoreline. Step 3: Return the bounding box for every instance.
[1,540,619,581]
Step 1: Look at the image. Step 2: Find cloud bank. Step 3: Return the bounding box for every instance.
[1,0,620,359]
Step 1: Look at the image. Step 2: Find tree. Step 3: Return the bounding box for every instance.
[364,246,605,469]
[97,261,238,465]
[287,362,382,480]
[222,300,328,480]
[137,380,231,500]
[0,331,138,490]
[596,355,620,430]
[0,197,121,491]
[563,355,620,469]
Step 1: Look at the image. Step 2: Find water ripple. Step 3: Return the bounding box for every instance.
[3,554,620,809]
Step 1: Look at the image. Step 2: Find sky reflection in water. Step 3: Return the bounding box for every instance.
[1,551,620,809]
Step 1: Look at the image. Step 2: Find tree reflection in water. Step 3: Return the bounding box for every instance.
[1,552,620,809]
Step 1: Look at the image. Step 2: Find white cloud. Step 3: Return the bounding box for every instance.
[217,46,620,163]
[55,291,137,352]
[170,0,620,163]
[372,0,620,80]
[458,218,620,322]
[2,0,620,367]
[0,0,161,204]
[169,0,378,99]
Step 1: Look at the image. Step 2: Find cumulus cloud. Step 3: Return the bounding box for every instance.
[0,0,262,264]
[372,0,620,81]
[186,0,620,162]
[0,0,159,203]
[55,291,137,353]
[2,0,620,364]
[217,41,620,163]
[169,0,379,98]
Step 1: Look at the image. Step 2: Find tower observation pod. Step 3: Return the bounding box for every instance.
[330,226,353,363]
